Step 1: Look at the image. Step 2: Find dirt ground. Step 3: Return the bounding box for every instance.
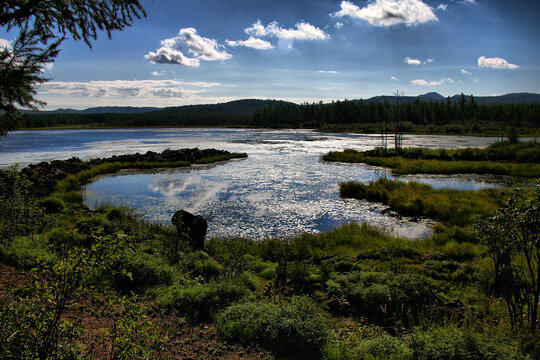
[0,262,275,359]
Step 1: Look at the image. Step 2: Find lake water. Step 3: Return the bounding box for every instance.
[0,128,514,240]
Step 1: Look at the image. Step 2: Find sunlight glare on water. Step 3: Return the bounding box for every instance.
[0,128,513,240]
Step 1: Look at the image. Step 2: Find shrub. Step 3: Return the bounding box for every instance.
[38,196,66,214]
[411,325,527,360]
[329,271,438,326]
[0,235,55,268]
[157,279,252,321]
[114,252,174,293]
[178,250,223,280]
[333,334,413,360]
[0,171,45,240]
[217,297,329,358]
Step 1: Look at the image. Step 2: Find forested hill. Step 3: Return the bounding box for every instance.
[19,99,294,128]
[362,92,540,105]
[13,93,540,134]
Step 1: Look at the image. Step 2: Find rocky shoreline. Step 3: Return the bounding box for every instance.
[20,148,237,197]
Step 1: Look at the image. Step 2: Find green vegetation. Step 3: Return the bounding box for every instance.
[340,178,506,226]
[324,141,540,177]
[1,150,539,359]
[1,0,145,134]
[4,95,539,136]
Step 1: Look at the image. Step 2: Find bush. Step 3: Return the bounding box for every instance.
[114,252,174,293]
[157,279,252,321]
[325,333,413,360]
[178,250,223,280]
[411,325,527,360]
[329,271,438,326]
[0,235,55,268]
[38,196,66,214]
[217,297,329,358]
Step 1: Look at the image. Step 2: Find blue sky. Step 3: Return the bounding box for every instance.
[2,0,540,109]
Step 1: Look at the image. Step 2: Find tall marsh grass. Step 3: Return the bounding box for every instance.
[340,178,507,226]
[323,141,540,177]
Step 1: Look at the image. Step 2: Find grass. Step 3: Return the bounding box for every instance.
[1,149,538,359]
[340,178,506,226]
[54,152,247,197]
[323,141,540,177]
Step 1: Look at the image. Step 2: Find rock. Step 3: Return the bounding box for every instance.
[172,210,207,251]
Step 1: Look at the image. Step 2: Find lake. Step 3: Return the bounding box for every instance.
[0,128,514,239]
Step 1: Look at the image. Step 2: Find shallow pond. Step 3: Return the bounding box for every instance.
[0,128,516,239]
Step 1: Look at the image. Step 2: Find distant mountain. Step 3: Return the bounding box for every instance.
[23,99,291,116]
[17,93,540,116]
[156,99,293,118]
[34,106,161,114]
[360,92,540,105]
[449,93,540,105]
[418,92,446,101]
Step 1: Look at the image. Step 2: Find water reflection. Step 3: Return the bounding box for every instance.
[0,128,518,240]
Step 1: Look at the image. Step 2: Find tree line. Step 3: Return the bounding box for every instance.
[252,95,540,131]
[13,95,540,135]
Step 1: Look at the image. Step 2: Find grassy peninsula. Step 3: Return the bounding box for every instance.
[323,141,540,178]
[1,148,539,359]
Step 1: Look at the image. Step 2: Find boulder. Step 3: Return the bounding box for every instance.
[171,210,207,251]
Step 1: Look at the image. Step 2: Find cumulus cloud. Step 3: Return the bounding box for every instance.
[225,36,274,49]
[404,56,422,65]
[244,20,329,40]
[391,76,400,81]
[412,77,454,86]
[145,28,231,66]
[332,0,438,27]
[437,4,448,11]
[477,56,519,69]
[151,71,165,76]
[39,80,221,99]
[461,68,472,75]
[404,56,433,65]
[335,22,344,28]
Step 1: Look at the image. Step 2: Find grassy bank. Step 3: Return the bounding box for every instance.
[340,178,507,226]
[1,152,538,359]
[323,141,540,178]
[55,152,247,194]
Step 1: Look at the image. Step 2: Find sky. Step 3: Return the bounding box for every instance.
[2,0,540,110]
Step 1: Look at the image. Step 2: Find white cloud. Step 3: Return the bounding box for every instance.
[244,20,329,40]
[41,62,54,72]
[412,77,454,86]
[477,56,519,69]
[461,68,472,75]
[335,22,344,28]
[404,56,422,65]
[391,76,400,81]
[318,70,339,74]
[151,71,165,76]
[404,56,433,65]
[332,0,438,27]
[39,80,221,100]
[473,78,480,83]
[0,38,11,50]
[225,36,274,49]
[144,28,231,67]
[437,4,448,11]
